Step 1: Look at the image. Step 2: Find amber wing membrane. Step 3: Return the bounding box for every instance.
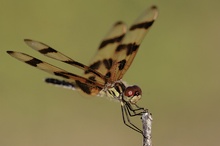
[111,6,158,81]
[83,6,158,83]
[24,39,106,82]
[7,50,104,95]
[83,22,127,84]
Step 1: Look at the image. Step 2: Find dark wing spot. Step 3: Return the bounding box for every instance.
[89,61,101,70]
[103,58,113,70]
[75,80,91,94]
[115,44,126,52]
[64,60,85,68]
[54,72,70,79]
[64,61,102,78]
[116,43,139,56]
[105,72,111,78]
[25,58,43,67]
[130,20,154,30]
[99,34,125,49]
[85,69,102,78]
[54,72,77,79]
[85,61,101,74]
[88,76,96,81]
[126,43,139,56]
[118,59,126,70]
[114,21,123,26]
[39,47,57,54]
[6,51,13,55]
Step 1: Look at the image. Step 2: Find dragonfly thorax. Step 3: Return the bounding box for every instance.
[104,81,142,105]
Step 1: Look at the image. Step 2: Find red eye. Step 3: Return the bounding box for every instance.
[124,85,142,97]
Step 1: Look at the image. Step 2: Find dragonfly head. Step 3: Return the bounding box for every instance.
[124,85,142,104]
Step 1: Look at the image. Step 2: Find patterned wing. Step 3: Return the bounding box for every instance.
[7,51,104,95]
[110,6,158,81]
[83,22,127,84]
[24,39,106,82]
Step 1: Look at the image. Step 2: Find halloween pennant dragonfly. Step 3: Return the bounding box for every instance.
[7,6,158,135]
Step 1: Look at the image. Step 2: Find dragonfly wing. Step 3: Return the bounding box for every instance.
[24,39,106,82]
[83,22,127,84]
[7,51,104,95]
[111,6,158,81]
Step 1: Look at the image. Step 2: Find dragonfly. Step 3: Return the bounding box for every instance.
[7,6,158,135]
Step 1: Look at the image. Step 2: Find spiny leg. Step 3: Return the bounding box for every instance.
[121,105,143,134]
[125,102,146,116]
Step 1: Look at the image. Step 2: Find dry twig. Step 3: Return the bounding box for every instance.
[141,111,153,146]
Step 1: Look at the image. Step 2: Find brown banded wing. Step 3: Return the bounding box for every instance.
[111,6,158,81]
[7,51,104,95]
[83,6,158,83]
[24,39,106,82]
[84,22,127,84]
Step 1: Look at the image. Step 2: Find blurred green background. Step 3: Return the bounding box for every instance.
[1,0,220,146]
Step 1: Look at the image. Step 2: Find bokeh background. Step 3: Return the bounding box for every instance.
[1,0,220,146]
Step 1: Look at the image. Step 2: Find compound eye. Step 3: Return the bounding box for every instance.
[124,85,142,97]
